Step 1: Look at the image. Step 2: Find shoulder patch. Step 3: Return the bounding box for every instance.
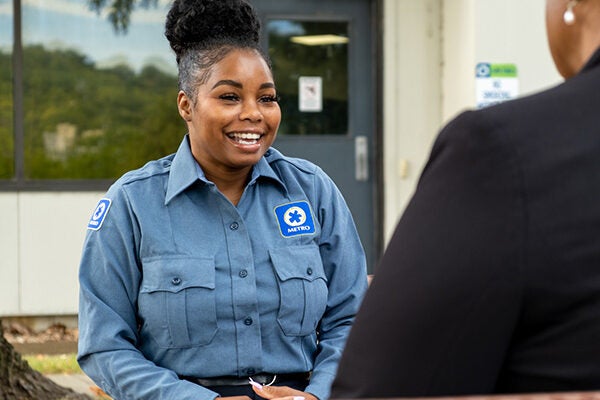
[274,201,315,237]
[87,198,112,231]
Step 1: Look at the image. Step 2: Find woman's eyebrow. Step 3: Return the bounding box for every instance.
[212,79,242,89]
[211,80,276,90]
[260,82,275,89]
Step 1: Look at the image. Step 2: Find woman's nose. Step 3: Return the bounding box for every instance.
[239,100,263,121]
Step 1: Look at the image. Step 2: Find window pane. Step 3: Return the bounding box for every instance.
[267,20,348,135]
[22,0,182,179]
[0,0,14,178]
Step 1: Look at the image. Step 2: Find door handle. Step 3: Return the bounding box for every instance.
[355,135,368,181]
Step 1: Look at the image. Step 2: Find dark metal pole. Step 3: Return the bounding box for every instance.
[12,0,24,183]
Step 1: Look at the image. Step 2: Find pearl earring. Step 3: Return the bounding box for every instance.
[563,0,577,25]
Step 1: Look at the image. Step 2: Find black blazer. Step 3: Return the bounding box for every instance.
[331,47,600,397]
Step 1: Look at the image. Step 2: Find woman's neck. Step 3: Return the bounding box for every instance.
[203,165,251,206]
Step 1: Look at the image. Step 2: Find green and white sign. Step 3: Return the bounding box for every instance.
[475,63,519,108]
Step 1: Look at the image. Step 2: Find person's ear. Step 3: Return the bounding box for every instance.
[177,90,193,122]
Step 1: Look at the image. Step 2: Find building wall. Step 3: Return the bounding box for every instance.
[0,192,103,317]
[383,0,563,242]
[382,0,443,242]
[1,0,566,320]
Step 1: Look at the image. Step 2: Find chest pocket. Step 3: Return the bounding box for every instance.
[139,257,217,348]
[269,245,328,336]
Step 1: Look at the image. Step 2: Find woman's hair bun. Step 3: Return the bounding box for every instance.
[165,0,261,57]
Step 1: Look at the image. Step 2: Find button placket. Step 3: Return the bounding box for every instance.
[219,208,262,373]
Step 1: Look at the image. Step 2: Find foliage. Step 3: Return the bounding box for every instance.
[6,44,184,180]
[0,51,14,178]
[87,0,159,34]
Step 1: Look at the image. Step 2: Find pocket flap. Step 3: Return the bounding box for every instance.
[141,257,215,293]
[269,245,326,282]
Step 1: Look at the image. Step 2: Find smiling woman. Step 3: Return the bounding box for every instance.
[176,49,281,197]
[76,1,368,400]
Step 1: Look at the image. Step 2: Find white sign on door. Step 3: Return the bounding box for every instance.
[298,76,323,112]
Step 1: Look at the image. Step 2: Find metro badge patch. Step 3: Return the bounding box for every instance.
[87,198,112,231]
[274,201,315,237]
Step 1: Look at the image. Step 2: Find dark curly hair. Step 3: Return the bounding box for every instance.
[165,0,269,100]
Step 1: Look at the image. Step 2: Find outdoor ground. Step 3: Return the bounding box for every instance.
[3,320,110,399]
[4,321,78,355]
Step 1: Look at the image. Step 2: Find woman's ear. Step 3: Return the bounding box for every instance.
[177,90,193,121]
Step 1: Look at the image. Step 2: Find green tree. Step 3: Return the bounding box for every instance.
[22,45,182,179]
[0,51,14,179]
[87,0,159,33]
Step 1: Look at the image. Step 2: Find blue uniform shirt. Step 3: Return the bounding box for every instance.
[78,135,368,400]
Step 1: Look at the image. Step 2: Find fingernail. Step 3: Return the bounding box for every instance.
[293,397,305,400]
[248,378,263,390]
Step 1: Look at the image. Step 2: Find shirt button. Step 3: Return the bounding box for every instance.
[239,269,248,278]
[244,317,253,326]
[171,277,182,285]
[306,267,313,276]
[230,222,239,230]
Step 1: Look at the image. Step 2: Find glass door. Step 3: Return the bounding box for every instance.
[251,0,379,271]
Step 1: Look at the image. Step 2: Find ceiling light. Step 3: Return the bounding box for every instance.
[290,34,349,46]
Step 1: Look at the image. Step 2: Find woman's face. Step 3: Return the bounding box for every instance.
[178,48,281,174]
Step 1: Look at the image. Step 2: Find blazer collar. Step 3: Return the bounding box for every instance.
[580,46,600,74]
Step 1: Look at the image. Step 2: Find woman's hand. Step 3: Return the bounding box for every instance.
[221,396,252,400]
[249,382,318,400]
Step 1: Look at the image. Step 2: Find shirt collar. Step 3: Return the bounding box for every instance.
[165,135,200,205]
[249,150,286,190]
[165,135,287,205]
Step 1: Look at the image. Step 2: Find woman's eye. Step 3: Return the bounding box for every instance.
[260,95,280,103]
[220,94,239,101]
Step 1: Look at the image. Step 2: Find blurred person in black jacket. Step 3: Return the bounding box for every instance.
[331,0,600,397]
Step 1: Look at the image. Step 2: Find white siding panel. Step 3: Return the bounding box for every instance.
[0,194,20,315]
[18,192,103,315]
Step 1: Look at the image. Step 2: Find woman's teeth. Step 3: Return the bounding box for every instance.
[229,132,261,145]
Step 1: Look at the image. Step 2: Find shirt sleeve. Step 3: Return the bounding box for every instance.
[330,110,526,397]
[304,168,369,400]
[77,185,219,400]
